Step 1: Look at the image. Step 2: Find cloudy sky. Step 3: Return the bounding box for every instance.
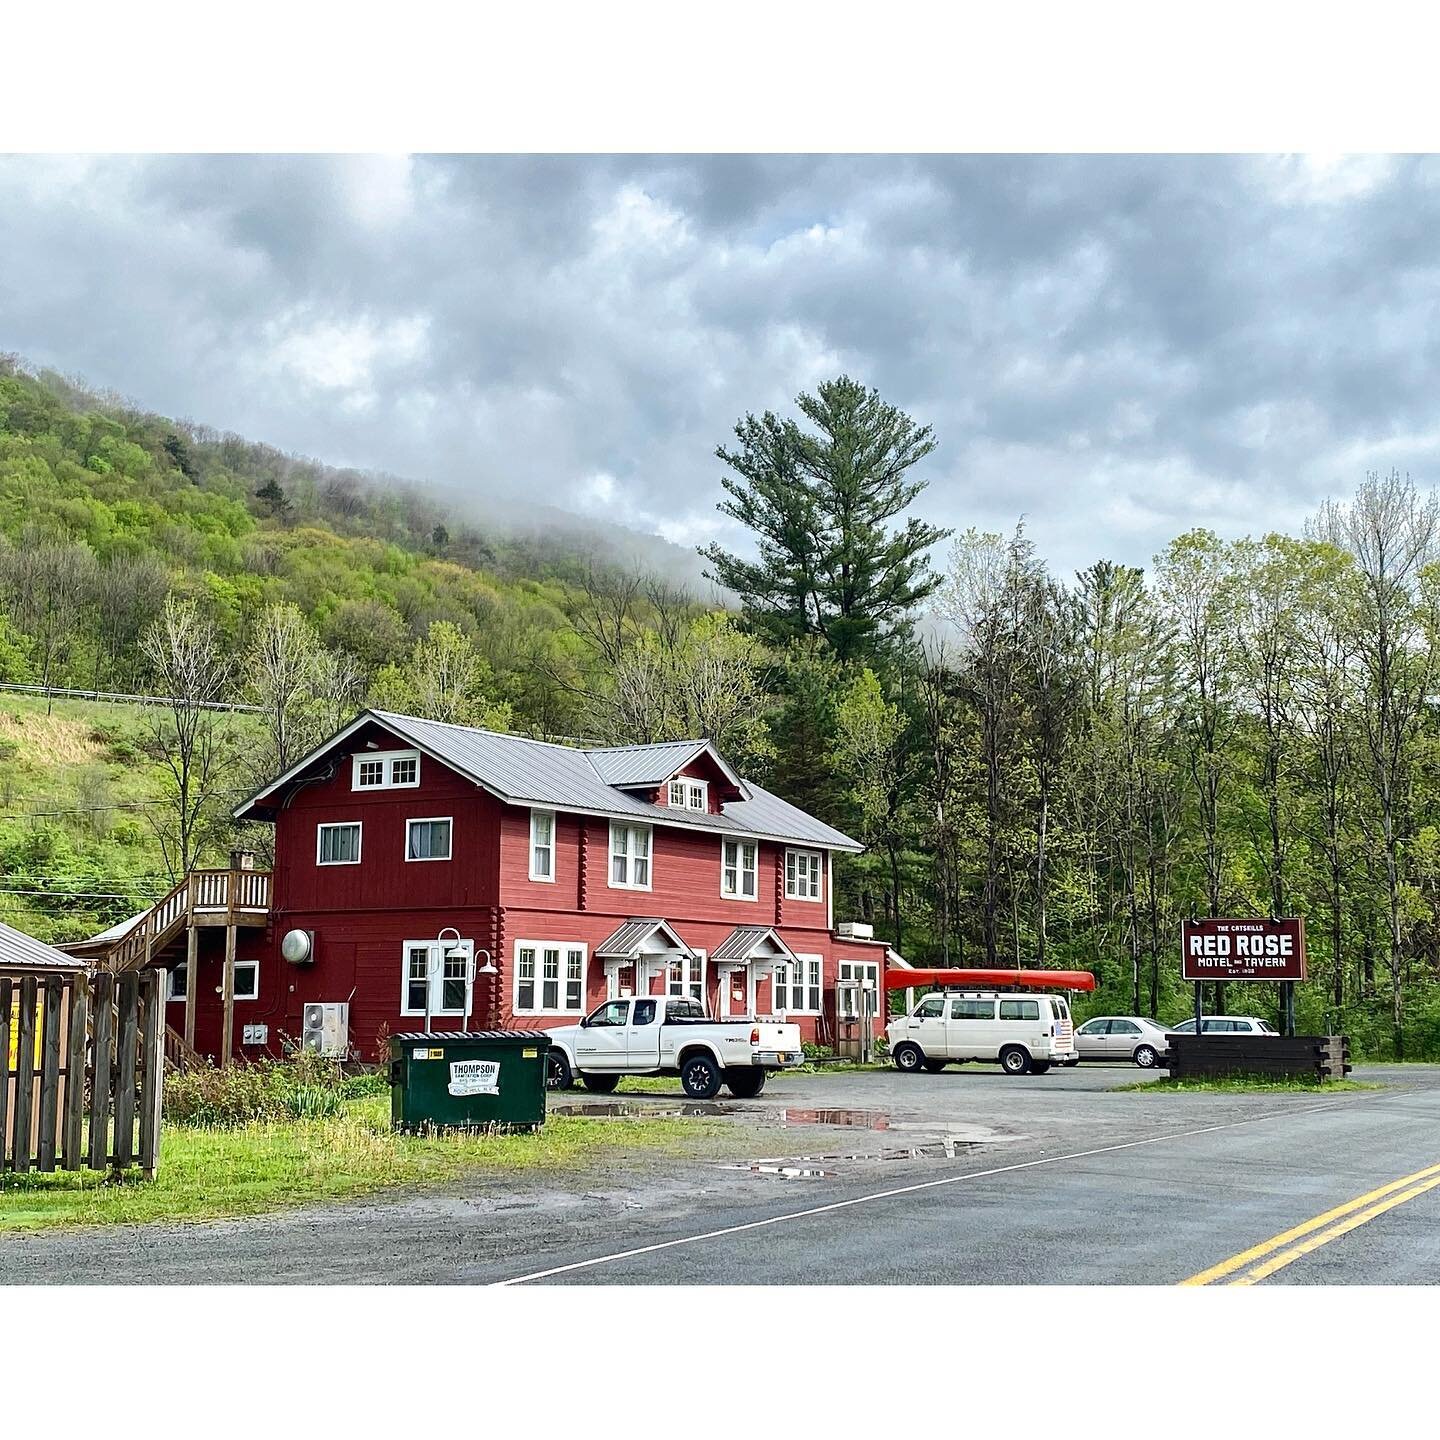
[2,153,1437,577]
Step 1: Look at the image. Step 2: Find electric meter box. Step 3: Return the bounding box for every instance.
[389,1031,551,1132]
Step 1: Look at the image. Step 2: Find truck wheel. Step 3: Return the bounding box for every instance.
[1031,1060,1051,1074]
[893,1042,925,1073]
[724,1067,767,1099]
[681,1053,724,1099]
[581,1072,620,1093]
[923,1059,948,1073]
[1000,1045,1032,1076]
[547,1052,574,1090]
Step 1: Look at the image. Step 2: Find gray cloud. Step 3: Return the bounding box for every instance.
[2,153,1438,577]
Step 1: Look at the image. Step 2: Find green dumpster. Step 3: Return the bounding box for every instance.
[390,1031,552,1132]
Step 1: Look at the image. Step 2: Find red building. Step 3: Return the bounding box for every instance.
[79,710,893,1064]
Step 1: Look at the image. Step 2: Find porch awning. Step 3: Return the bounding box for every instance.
[595,917,694,959]
[711,925,798,964]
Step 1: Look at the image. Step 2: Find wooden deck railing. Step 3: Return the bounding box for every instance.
[106,867,273,973]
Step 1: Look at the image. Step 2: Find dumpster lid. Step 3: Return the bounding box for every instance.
[391,1030,552,1043]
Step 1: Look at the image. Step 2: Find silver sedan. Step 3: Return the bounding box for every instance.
[1072,1016,1171,1068]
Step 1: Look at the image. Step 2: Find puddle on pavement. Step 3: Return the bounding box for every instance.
[550,1102,733,1119]
[722,1162,837,1179]
[770,1107,892,1129]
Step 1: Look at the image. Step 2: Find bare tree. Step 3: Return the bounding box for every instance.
[94,553,170,690]
[248,603,323,773]
[142,597,237,879]
[0,534,99,708]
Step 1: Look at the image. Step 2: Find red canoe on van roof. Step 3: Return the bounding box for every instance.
[884,968,1097,993]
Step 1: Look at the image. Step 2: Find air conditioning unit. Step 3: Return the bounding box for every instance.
[302,1002,349,1058]
[836,922,874,940]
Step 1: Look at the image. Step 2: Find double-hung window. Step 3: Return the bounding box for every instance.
[609,821,651,889]
[406,817,452,861]
[721,838,758,900]
[401,938,473,1016]
[784,848,823,901]
[772,956,822,1013]
[514,941,587,1015]
[352,749,421,790]
[529,809,555,881]
[667,953,705,1001]
[317,821,362,865]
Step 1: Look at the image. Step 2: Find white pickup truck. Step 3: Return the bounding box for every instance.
[545,996,804,1099]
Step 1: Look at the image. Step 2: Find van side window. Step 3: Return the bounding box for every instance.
[915,995,947,1019]
[951,999,995,1020]
[999,999,1040,1021]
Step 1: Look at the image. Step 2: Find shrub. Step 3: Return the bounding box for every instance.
[163,1051,385,1128]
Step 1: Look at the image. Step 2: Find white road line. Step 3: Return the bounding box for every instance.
[495,1101,1353,1285]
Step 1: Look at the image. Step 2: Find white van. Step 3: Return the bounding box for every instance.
[888,991,1077,1075]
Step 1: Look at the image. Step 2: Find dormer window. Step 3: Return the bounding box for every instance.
[668,778,708,812]
[352,749,421,790]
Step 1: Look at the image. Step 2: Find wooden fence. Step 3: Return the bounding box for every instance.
[1,970,165,1177]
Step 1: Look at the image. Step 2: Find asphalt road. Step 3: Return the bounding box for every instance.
[3,1064,1438,1285]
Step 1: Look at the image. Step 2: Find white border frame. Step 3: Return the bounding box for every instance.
[232,958,260,1003]
[719,836,759,901]
[316,820,363,866]
[512,938,589,1017]
[351,747,422,791]
[785,847,824,902]
[607,820,653,891]
[405,815,453,862]
[529,808,556,883]
[772,953,823,1015]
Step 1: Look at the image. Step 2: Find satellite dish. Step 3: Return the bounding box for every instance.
[281,928,314,964]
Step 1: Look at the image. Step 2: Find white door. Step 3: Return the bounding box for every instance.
[718,966,748,1018]
[575,998,630,1070]
[901,993,949,1054]
[947,996,1001,1058]
[1106,1017,1143,1058]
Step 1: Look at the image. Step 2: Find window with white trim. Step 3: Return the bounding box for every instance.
[667,953,705,1001]
[721,838,758,900]
[514,941,587,1015]
[837,960,880,1020]
[317,821,362,865]
[785,848,823,901]
[352,749,421,790]
[772,956,822,1014]
[609,821,652,889]
[166,962,188,1001]
[529,809,555,881]
[668,778,708,811]
[170,959,259,1001]
[406,817,452,861]
[401,939,473,1016]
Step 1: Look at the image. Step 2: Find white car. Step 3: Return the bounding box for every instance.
[1168,1016,1278,1036]
[1072,1015,1171,1068]
[545,995,804,1099]
[888,991,1076,1076]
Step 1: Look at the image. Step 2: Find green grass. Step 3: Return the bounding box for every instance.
[1117,1075,1381,1094]
[0,1094,729,1233]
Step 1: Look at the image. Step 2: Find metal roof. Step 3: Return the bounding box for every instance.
[236,710,862,853]
[711,926,798,963]
[585,739,709,787]
[595,918,694,957]
[0,920,88,973]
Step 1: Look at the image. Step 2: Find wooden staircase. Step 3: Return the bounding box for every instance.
[66,863,273,1069]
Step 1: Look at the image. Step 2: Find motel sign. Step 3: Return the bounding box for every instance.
[1180,917,1307,982]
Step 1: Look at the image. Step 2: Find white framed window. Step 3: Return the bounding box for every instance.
[720,838,758,900]
[772,955,822,1014]
[529,809,555,882]
[400,938,474,1016]
[609,821,652,890]
[785,848,823,901]
[166,963,188,1002]
[406,816,452,861]
[667,953,705,1001]
[513,940,587,1016]
[229,959,259,1002]
[667,778,708,811]
[352,749,421,790]
[316,821,362,865]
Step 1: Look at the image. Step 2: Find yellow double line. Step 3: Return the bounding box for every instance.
[1182,1160,1440,1286]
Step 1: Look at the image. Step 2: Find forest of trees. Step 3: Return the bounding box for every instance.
[5,358,1440,1057]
